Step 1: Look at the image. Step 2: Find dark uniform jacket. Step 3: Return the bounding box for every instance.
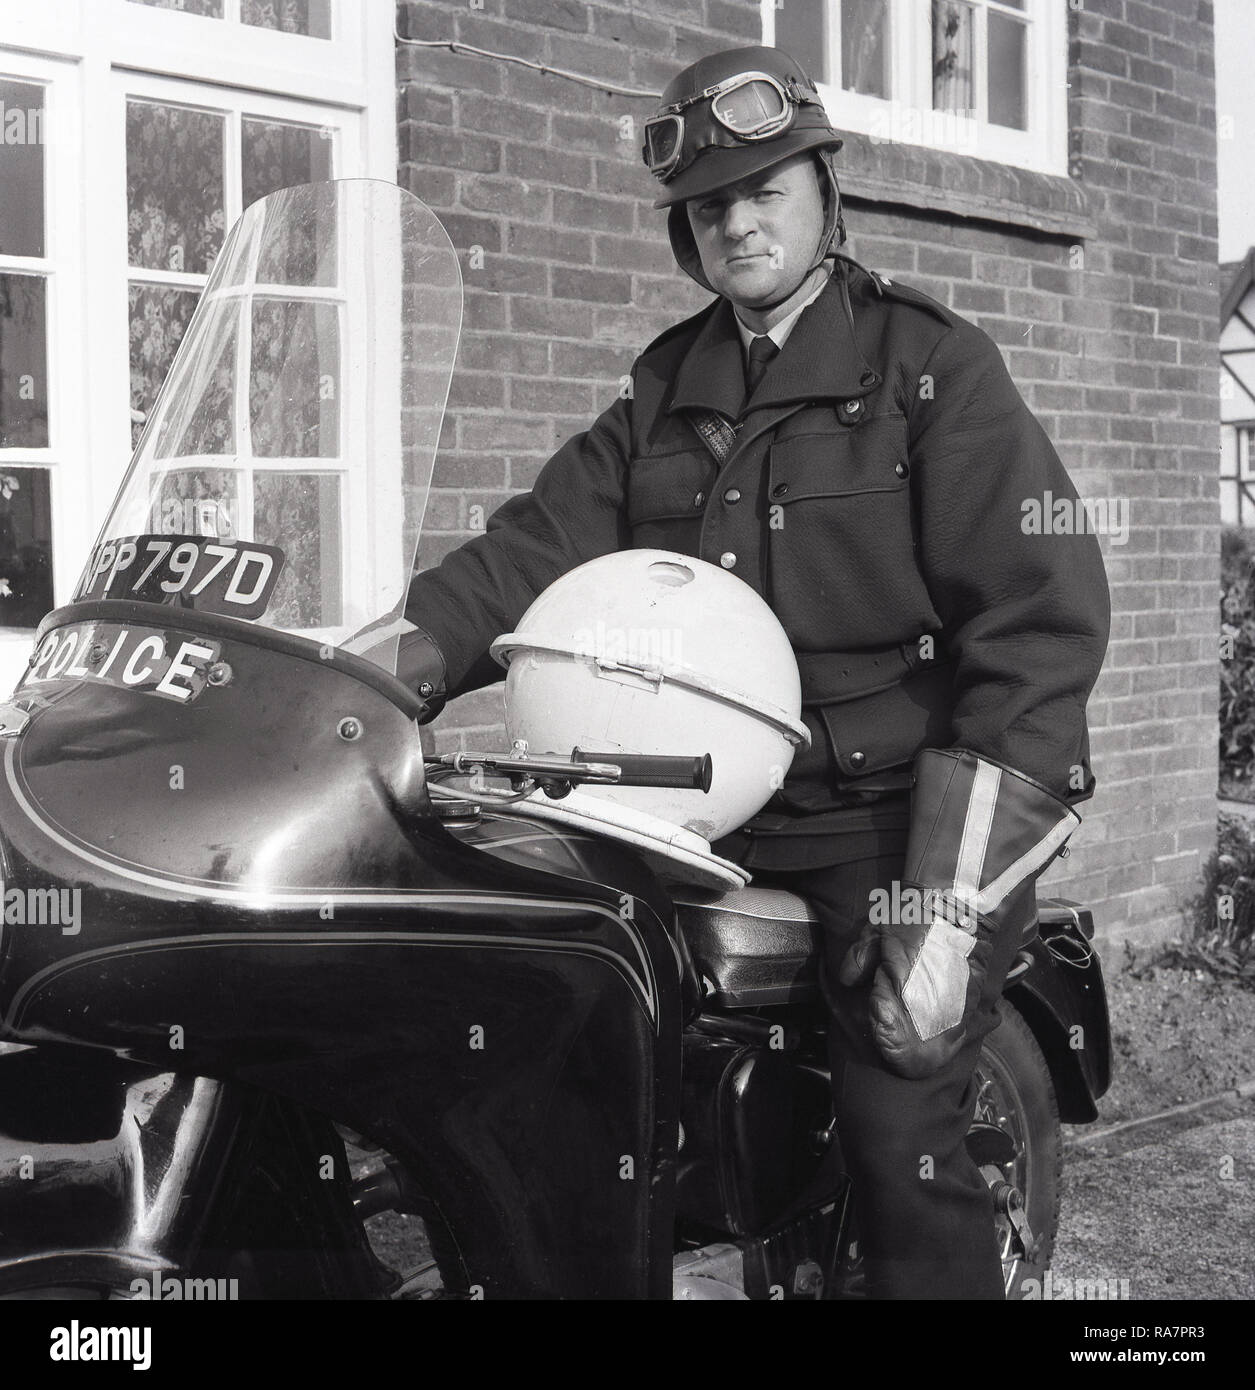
[402,258,1111,866]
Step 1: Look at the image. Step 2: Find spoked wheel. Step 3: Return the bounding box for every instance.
[972,1000,1062,1300]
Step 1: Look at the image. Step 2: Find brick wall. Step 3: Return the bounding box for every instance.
[397,0,1221,954]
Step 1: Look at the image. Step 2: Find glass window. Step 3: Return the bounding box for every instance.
[129,284,201,449]
[242,0,331,39]
[242,116,333,210]
[776,1,827,82]
[249,300,339,458]
[127,99,226,275]
[0,466,53,629]
[933,0,976,114]
[773,1,1062,174]
[0,79,45,259]
[253,472,342,624]
[843,0,890,99]
[988,7,1027,130]
[0,275,49,449]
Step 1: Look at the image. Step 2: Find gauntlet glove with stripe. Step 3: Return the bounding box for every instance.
[839,748,1080,1079]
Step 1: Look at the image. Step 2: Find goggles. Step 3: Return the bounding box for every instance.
[642,71,821,183]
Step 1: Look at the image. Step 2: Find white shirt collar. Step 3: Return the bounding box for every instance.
[734,272,831,358]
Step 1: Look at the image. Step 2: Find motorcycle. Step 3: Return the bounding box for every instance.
[0,180,1109,1301]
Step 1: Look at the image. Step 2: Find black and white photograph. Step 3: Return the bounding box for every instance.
[0,0,1249,1356]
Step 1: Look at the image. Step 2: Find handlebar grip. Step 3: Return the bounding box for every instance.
[571,748,713,792]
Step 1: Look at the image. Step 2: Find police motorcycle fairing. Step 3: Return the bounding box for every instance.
[0,181,1109,1301]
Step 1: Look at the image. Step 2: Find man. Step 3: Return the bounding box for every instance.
[401,46,1110,1299]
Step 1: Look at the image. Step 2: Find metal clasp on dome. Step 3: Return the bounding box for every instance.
[593,656,665,686]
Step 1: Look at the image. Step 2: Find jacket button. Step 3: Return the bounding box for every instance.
[771,482,789,499]
[849,751,866,769]
[719,552,736,569]
[860,371,878,387]
[418,682,434,698]
[895,461,909,479]
[724,488,741,505]
[693,491,706,508]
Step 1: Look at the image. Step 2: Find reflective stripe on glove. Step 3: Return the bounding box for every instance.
[839,749,1080,1079]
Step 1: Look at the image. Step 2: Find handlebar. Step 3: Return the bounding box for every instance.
[429,748,712,792]
[571,748,712,792]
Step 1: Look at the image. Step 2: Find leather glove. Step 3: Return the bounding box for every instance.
[839,748,1079,1079]
[396,626,448,723]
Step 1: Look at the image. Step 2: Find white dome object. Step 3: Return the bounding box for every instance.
[489,551,809,844]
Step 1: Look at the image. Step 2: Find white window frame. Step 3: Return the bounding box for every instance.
[0,50,88,689]
[762,0,1068,177]
[0,0,395,687]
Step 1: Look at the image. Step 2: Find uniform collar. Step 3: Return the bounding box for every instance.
[733,273,830,357]
[669,268,881,419]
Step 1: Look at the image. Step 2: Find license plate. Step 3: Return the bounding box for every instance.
[74,534,283,620]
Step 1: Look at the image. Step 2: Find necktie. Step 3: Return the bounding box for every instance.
[745,334,779,396]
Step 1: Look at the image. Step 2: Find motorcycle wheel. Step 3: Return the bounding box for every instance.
[973,999,1062,1300]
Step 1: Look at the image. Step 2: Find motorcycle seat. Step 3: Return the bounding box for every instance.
[674,888,1078,1010]
[672,885,822,1008]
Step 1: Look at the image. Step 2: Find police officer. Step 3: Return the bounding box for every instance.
[401,46,1110,1299]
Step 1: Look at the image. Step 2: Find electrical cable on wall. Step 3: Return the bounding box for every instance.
[394,29,661,100]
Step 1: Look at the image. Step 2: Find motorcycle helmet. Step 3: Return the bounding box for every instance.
[642,46,847,293]
[489,551,810,844]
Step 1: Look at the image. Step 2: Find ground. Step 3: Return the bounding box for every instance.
[1085,955,1255,1127]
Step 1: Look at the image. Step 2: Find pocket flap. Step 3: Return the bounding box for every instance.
[627,451,713,524]
[768,420,908,503]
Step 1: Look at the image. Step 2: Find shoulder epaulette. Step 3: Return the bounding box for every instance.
[866,271,956,329]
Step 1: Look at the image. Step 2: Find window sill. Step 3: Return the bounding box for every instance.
[836,131,1095,241]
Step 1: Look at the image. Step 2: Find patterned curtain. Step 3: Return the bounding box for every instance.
[932,0,975,112]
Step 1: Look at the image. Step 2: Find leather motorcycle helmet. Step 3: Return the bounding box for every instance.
[489,551,810,843]
[642,46,847,293]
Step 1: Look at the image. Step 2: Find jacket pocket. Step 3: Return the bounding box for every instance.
[765,422,936,650]
[816,654,956,784]
[627,449,713,551]
[627,449,713,524]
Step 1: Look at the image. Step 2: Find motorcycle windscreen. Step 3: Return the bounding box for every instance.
[72,180,461,677]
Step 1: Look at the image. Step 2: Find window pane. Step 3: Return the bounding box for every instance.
[0,80,45,259]
[152,307,238,459]
[842,0,889,98]
[250,300,339,457]
[127,100,226,274]
[150,468,240,538]
[776,2,826,82]
[242,117,333,210]
[0,274,48,448]
[129,284,201,449]
[253,473,341,625]
[242,0,331,39]
[0,466,53,628]
[988,12,1027,129]
[129,0,224,15]
[933,0,975,113]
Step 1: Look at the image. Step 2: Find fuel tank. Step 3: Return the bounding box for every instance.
[0,603,687,1298]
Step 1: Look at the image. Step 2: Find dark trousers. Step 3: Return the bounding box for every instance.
[752,848,1026,1301]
